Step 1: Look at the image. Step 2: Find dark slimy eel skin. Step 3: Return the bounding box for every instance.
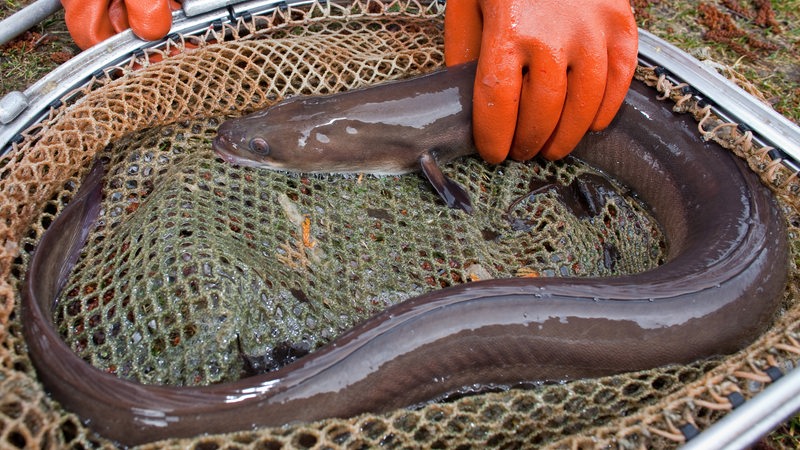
[24,63,788,447]
[213,62,478,212]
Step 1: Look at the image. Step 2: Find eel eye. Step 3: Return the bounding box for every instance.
[249,138,270,155]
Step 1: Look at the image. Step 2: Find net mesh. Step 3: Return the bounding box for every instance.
[0,1,798,448]
[53,118,663,386]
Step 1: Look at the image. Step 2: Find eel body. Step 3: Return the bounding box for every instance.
[213,62,477,212]
[23,64,788,446]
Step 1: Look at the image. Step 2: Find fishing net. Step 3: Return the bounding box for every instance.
[55,121,666,386]
[0,0,797,448]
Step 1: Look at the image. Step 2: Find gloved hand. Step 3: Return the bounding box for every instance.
[445,0,638,163]
[61,0,182,50]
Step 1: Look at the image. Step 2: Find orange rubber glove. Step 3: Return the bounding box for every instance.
[61,0,182,50]
[445,0,638,163]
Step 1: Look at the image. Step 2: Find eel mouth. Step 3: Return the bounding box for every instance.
[212,133,266,168]
[211,134,239,163]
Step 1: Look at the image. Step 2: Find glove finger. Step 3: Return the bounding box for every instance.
[472,52,525,164]
[125,0,174,41]
[591,20,638,130]
[62,0,116,50]
[538,41,608,160]
[508,53,568,161]
[444,0,483,66]
[108,0,130,34]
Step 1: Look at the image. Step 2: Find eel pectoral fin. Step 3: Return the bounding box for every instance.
[419,152,473,213]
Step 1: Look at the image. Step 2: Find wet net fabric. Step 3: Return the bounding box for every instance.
[0,1,798,448]
[53,119,664,386]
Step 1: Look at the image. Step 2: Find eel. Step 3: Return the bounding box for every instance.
[23,63,788,447]
[213,62,477,212]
